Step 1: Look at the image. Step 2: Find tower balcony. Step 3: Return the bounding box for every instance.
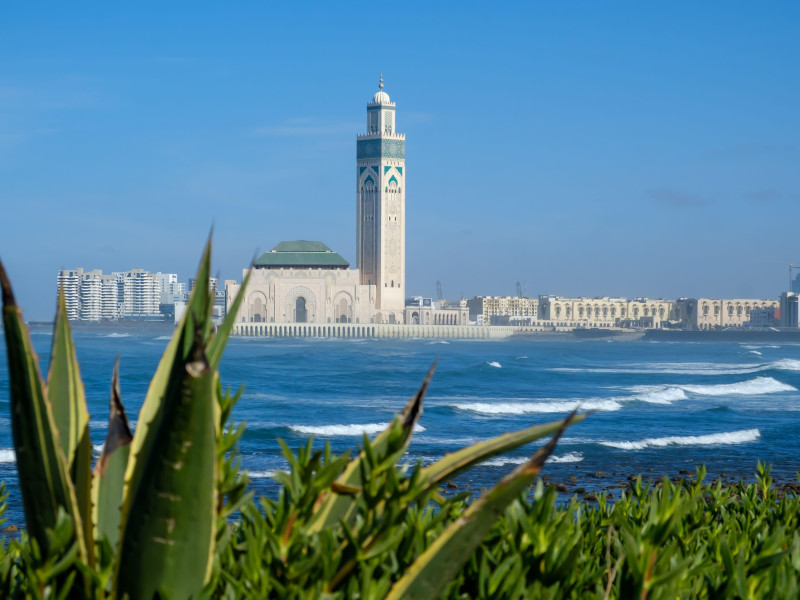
[356,132,405,140]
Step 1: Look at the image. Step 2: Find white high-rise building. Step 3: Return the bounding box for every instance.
[57,268,83,320]
[123,269,160,316]
[356,76,406,323]
[79,269,103,321]
[100,274,120,320]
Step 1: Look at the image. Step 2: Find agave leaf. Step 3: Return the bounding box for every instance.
[207,266,252,371]
[114,331,218,600]
[47,291,94,563]
[91,357,133,559]
[416,414,586,498]
[385,411,577,600]
[120,236,213,524]
[0,260,88,565]
[306,361,435,533]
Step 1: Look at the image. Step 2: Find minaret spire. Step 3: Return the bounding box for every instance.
[379,73,384,90]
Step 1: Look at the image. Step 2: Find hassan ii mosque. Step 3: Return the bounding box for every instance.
[226,77,413,326]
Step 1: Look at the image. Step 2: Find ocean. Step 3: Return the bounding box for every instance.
[1,332,800,526]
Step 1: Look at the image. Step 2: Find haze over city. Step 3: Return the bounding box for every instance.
[2,2,798,320]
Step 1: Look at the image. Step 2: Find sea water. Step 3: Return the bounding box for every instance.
[1,332,800,526]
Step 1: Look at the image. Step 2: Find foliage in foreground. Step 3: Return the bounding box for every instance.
[0,240,582,599]
[2,240,799,597]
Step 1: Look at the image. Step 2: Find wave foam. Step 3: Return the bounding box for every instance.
[289,423,426,436]
[154,335,171,340]
[749,350,762,356]
[548,452,584,463]
[772,358,800,372]
[0,449,15,464]
[630,386,688,404]
[103,333,130,338]
[601,428,760,450]
[486,361,502,368]
[680,377,795,396]
[482,456,527,467]
[248,470,276,479]
[455,400,622,415]
[554,358,800,376]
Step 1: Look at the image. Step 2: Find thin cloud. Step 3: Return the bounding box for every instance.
[648,189,710,208]
[746,189,800,201]
[253,118,360,137]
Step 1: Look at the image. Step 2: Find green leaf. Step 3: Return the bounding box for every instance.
[306,361,435,533]
[385,411,577,600]
[91,357,133,561]
[47,291,93,564]
[114,331,218,600]
[119,235,214,528]
[417,414,586,497]
[207,267,251,371]
[0,260,88,565]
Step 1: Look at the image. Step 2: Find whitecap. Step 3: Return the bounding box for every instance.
[515,356,528,360]
[680,377,795,396]
[749,350,762,356]
[427,340,449,345]
[0,449,15,464]
[629,386,688,405]
[772,358,800,372]
[601,428,760,451]
[455,400,622,415]
[482,456,528,467]
[486,361,502,368]
[93,444,104,454]
[548,452,584,463]
[103,333,130,338]
[154,335,171,340]
[248,470,276,479]
[289,423,426,436]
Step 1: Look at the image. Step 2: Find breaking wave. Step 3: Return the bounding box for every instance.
[103,333,130,338]
[680,377,795,396]
[629,386,688,404]
[486,361,502,368]
[248,470,276,479]
[548,452,584,463]
[601,428,761,451]
[455,400,622,415]
[0,449,15,463]
[289,423,426,436]
[552,359,800,376]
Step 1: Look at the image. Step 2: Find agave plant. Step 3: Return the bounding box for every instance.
[1,238,582,599]
[0,238,252,599]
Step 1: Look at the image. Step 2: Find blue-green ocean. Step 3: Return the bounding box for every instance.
[2,332,800,526]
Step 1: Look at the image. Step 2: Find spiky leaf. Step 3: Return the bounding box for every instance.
[91,358,133,558]
[47,291,93,563]
[0,260,87,564]
[385,412,577,600]
[207,267,251,371]
[306,361,434,533]
[416,414,586,497]
[114,333,218,599]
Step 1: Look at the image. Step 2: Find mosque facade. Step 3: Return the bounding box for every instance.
[227,79,406,325]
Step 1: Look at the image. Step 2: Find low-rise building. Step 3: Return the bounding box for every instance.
[675,298,779,330]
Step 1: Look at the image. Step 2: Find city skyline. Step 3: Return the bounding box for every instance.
[2,3,799,320]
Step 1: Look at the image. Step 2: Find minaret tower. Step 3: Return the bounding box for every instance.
[356,76,406,323]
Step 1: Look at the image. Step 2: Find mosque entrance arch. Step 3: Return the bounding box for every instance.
[295,297,308,323]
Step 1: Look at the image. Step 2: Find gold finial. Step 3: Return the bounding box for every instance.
[379,73,384,90]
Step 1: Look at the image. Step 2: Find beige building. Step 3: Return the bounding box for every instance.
[227,241,379,325]
[537,296,676,329]
[675,298,779,330]
[405,298,469,326]
[467,296,539,325]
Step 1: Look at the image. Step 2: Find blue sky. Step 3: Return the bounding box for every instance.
[2,2,798,319]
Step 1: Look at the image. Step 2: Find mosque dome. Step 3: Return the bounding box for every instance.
[372,74,391,104]
[372,90,391,104]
